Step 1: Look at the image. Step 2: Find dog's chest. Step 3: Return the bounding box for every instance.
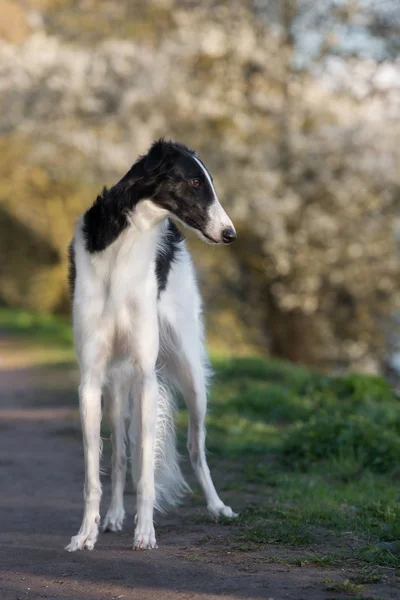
[92,227,158,308]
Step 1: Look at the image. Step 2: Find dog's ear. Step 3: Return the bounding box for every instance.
[144,139,169,172]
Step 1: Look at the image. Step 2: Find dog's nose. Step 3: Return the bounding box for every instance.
[222,227,237,244]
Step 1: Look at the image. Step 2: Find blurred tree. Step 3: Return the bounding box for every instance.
[0,0,399,372]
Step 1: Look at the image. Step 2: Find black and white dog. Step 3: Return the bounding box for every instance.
[66,139,237,552]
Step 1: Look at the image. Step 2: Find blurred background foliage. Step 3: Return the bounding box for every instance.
[1,0,400,374]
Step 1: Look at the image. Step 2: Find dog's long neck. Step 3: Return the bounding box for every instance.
[82,163,163,254]
[131,200,168,234]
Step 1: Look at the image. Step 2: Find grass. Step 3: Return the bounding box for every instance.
[0,307,73,347]
[176,355,400,569]
[323,578,365,594]
[0,307,75,366]
[2,307,400,578]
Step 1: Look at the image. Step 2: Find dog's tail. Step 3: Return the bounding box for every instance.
[129,378,190,511]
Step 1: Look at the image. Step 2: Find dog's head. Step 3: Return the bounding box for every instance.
[138,139,236,245]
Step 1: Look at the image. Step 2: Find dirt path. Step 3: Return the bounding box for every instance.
[0,344,397,600]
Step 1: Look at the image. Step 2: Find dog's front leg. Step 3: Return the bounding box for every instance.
[132,304,159,550]
[66,373,104,551]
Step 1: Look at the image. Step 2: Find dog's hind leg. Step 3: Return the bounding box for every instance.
[102,369,129,532]
[162,319,237,520]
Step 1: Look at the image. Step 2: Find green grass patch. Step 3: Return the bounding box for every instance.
[323,578,365,595]
[177,354,400,561]
[0,307,73,347]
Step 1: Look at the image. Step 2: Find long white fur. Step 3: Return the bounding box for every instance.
[66,172,236,552]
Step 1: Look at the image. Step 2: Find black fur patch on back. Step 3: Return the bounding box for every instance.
[68,239,76,298]
[81,152,161,254]
[156,220,184,296]
[82,185,136,254]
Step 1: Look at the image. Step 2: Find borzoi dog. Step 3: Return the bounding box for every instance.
[66,139,237,551]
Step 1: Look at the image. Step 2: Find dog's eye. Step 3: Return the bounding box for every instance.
[189,178,201,188]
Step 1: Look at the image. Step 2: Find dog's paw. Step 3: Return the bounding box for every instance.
[66,530,98,551]
[133,523,157,550]
[65,518,100,551]
[103,505,125,532]
[207,502,238,521]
